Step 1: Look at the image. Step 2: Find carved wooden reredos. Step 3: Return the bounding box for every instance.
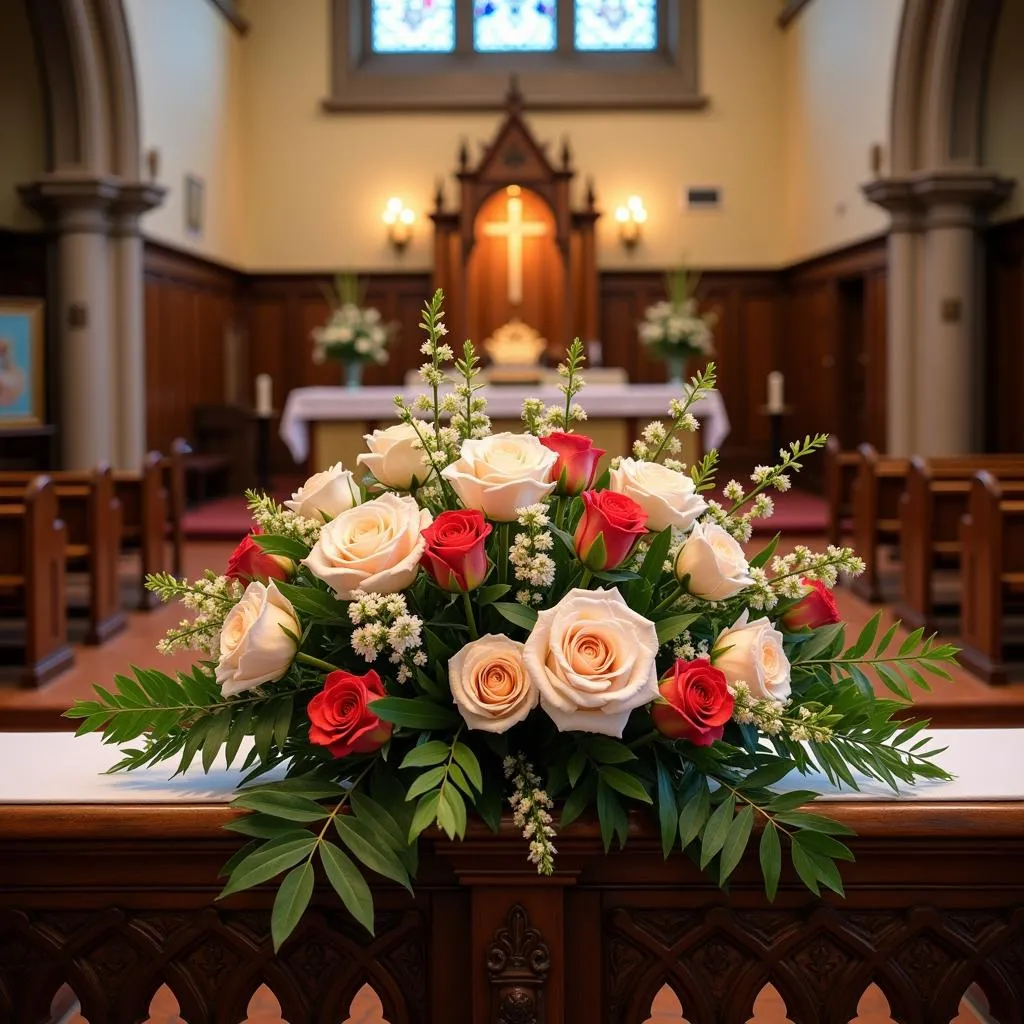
[431,80,601,361]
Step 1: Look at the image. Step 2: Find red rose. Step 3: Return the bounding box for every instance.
[539,432,606,496]
[225,533,294,584]
[574,490,648,571]
[652,658,734,746]
[421,509,493,592]
[781,578,841,631]
[307,669,392,759]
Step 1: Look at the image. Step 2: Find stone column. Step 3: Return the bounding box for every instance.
[110,183,165,469]
[20,177,119,469]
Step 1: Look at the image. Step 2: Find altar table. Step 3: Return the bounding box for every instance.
[279,385,731,473]
[1,729,1022,1023]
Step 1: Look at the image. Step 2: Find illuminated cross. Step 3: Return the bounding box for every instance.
[482,185,548,306]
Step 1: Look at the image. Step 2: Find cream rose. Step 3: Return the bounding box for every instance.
[357,422,434,490]
[284,463,360,521]
[302,492,432,598]
[674,521,754,601]
[609,458,707,533]
[441,433,557,522]
[448,634,538,733]
[523,588,659,737]
[714,610,791,703]
[215,581,300,697]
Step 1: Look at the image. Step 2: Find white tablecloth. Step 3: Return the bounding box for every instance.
[279,385,731,464]
[0,729,1019,804]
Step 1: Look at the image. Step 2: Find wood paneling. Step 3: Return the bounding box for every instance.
[985,217,1024,453]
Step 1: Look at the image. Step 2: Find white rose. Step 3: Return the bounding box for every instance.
[714,610,791,703]
[357,422,433,490]
[302,492,431,598]
[523,588,659,737]
[215,581,300,697]
[448,634,538,733]
[674,520,754,601]
[441,433,557,522]
[609,458,707,533]
[284,463,360,521]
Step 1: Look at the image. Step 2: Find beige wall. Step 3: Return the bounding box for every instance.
[985,0,1024,222]
[125,0,246,265]
[783,0,901,262]
[240,0,787,272]
[0,0,46,230]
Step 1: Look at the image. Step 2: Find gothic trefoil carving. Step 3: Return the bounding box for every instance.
[486,903,551,1024]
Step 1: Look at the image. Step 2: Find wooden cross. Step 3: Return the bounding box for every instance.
[482,185,547,306]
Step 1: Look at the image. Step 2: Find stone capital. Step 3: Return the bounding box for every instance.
[19,175,121,234]
[863,169,1014,231]
[110,181,167,237]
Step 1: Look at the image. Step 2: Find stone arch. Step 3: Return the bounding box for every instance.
[19,0,162,469]
[865,0,1014,455]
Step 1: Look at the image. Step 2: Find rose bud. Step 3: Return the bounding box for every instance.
[421,509,493,592]
[307,668,392,759]
[781,578,840,631]
[539,432,606,496]
[574,490,648,572]
[225,533,294,584]
[651,658,734,746]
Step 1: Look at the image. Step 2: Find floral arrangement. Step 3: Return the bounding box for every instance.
[70,291,955,952]
[639,267,717,371]
[311,274,394,370]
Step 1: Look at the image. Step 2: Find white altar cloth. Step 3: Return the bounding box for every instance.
[279,385,730,464]
[0,729,1019,804]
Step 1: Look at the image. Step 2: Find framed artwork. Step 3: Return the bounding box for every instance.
[185,174,205,235]
[0,298,45,427]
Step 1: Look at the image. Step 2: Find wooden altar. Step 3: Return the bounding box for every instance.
[430,81,601,360]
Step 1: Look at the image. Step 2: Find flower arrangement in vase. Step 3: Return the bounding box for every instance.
[70,291,955,952]
[639,266,717,383]
[311,274,396,387]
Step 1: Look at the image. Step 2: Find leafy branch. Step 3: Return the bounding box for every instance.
[645,362,717,463]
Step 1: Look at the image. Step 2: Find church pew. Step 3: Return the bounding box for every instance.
[849,444,909,603]
[0,467,126,645]
[958,472,1024,685]
[161,438,189,579]
[0,478,74,687]
[113,451,168,610]
[824,436,859,546]
[895,455,1024,633]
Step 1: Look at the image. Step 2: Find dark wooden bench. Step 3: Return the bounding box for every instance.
[895,455,1024,633]
[113,451,168,610]
[958,472,1024,685]
[0,477,74,686]
[850,444,909,603]
[824,436,859,547]
[0,467,125,645]
[161,438,189,579]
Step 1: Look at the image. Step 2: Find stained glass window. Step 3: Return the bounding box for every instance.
[371,0,456,53]
[574,0,658,51]
[473,1,557,52]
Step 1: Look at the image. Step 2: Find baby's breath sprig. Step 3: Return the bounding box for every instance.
[638,363,717,464]
[246,490,322,547]
[417,289,454,436]
[452,338,490,441]
[511,504,556,605]
[726,434,828,517]
[504,754,557,875]
[557,337,586,432]
[521,396,546,435]
[147,571,245,655]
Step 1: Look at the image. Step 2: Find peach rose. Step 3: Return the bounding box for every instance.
[523,588,660,737]
[284,463,360,521]
[215,581,300,697]
[448,634,538,733]
[302,492,432,599]
[609,458,707,533]
[714,610,792,703]
[441,433,557,522]
[357,422,434,490]
[674,521,754,601]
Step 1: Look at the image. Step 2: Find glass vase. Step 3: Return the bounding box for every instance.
[343,361,364,389]
[665,356,687,385]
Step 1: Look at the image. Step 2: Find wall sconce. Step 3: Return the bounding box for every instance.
[383,197,415,253]
[615,195,648,249]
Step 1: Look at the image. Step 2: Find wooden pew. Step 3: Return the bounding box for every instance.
[113,451,168,610]
[824,436,859,547]
[0,477,74,686]
[895,455,1024,632]
[958,471,1024,685]
[162,438,189,579]
[0,466,125,645]
[850,444,909,603]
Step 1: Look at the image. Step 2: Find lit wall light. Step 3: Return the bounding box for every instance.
[383,197,415,253]
[615,195,648,249]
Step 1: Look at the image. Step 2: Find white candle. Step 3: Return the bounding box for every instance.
[255,374,273,417]
[767,371,785,414]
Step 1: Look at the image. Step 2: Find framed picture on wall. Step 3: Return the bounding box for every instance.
[185,174,205,236]
[0,298,45,427]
